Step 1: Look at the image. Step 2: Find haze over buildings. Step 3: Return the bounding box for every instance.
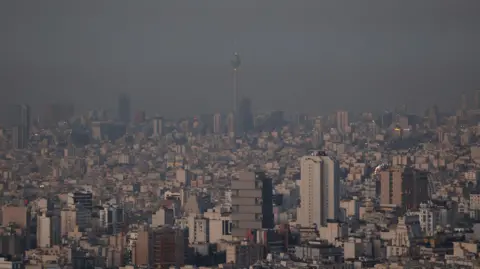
[1,1,480,269]
[1,1,480,116]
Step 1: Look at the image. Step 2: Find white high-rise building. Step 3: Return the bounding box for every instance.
[37,213,51,248]
[297,151,340,228]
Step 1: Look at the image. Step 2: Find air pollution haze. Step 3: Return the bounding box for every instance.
[1,1,479,117]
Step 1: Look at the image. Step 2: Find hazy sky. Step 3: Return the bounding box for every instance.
[1,1,479,117]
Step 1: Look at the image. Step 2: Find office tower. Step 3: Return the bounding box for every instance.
[18,104,30,132]
[75,203,91,232]
[68,191,93,231]
[50,213,61,246]
[68,191,93,210]
[11,126,26,149]
[336,110,349,133]
[101,204,125,235]
[213,113,222,134]
[118,93,131,123]
[152,117,163,137]
[231,171,274,240]
[238,97,254,133]
[379,167,429,211]
[297,151,340,228]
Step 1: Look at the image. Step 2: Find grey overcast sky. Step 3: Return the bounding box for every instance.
[0,1,479,117]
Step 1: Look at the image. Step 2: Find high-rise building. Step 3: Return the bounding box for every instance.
[213,113,222,134]
[150,226,185,268]
[152,117,163,137]
[18,104,30,130]
[60,208,77,236]
[133,226,150,266]
[100,204,125,235]
[68,191,93,210]
[336,110,349,133]
[11,126,27,149]
[67,191,93,232]
[37,212,51,248]
[8,104,31,149]
[49,213,61,246]
[378,166,429,211]
[238,97,254,134]
[231,171,274,240]
[118,93,131,124]
[297,151,340,228]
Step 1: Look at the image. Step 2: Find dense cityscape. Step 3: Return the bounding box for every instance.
[1,55,480,269]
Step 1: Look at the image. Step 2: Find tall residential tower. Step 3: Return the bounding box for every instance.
[297,151,340,228]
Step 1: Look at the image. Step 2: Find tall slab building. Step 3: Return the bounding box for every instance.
[297,151,340,228]
[231,171,273,240]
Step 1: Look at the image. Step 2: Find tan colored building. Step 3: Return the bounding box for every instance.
[60,208,77,236]
[133,227,149,267]
[336,110,349,133]
[37,213,51,248]
[1,205,27,228]
[379,167,429,211]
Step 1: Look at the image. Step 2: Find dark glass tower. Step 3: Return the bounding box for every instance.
[238,97,254,134]
[118,93,131,124]
[11,104,30,149]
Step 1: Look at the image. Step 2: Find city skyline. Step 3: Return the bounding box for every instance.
[2,2,480,268]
